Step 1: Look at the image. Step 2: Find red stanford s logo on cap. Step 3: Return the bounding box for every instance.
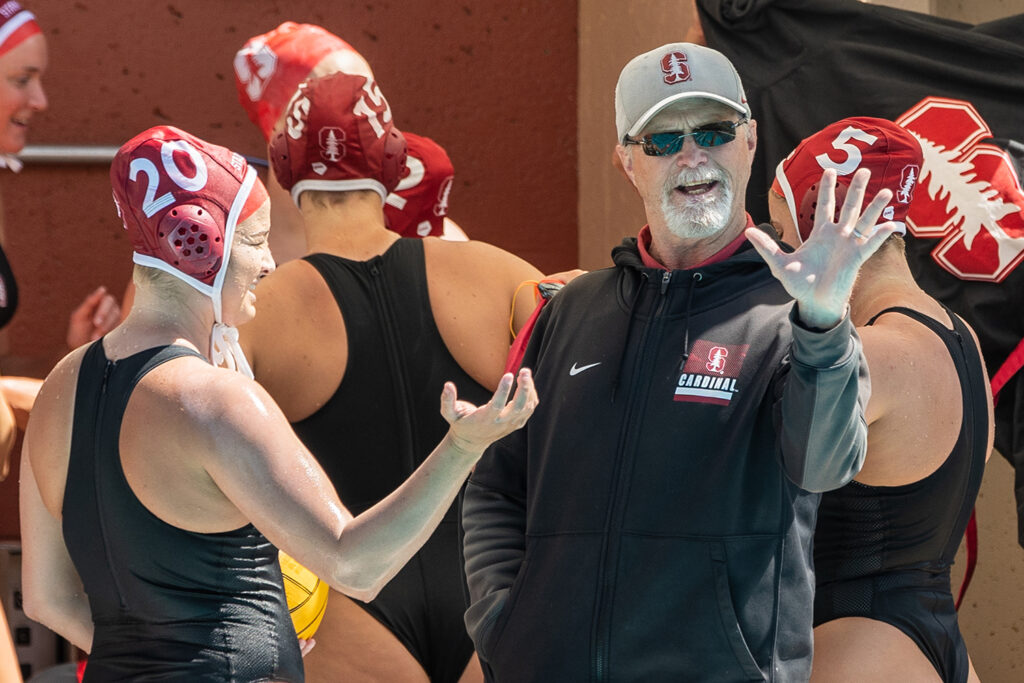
[319,127,346,163]
[615,43,750,143]
[434,176,453,217]
[269,72,407,207]
[234,40,278,103]
[661,52,691,85]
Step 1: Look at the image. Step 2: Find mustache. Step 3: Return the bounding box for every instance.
[668,166,729,188]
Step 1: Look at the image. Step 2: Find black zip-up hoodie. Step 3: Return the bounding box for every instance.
[463,234,869,682]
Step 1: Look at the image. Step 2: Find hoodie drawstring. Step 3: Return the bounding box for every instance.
[676,272,702,374]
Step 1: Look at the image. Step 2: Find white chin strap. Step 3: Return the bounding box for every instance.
[209,164,258,379]
[211,322,254,379]
[132,164,259,379]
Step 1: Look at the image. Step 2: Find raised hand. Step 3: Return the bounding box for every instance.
[66,286,122,348]
[441,367,538,455]
[746,168,899,329]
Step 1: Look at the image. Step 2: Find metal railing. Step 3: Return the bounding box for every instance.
[17,145,268,167]
[19,145,119,164]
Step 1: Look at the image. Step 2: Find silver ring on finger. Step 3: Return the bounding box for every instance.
[852,228,865,239]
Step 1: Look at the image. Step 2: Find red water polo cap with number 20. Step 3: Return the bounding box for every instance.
[111,125,267,289]
[110,126,268,378]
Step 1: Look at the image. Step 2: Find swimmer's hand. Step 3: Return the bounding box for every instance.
[441,367,537,457]
[298,638,316,657]
[66,286,121,348]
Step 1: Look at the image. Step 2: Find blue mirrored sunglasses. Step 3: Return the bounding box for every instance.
[624,117,749,156]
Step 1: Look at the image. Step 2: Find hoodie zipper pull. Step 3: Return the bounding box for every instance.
[660,270,672,294]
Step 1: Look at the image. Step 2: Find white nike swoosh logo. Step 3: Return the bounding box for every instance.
[569,362,602,376]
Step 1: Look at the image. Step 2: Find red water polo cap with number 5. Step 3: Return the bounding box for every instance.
[234,22,372,141]
[269,72,407,206]
[772,116,923,243]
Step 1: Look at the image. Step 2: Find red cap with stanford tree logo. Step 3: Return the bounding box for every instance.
[269,72,407,207]
[110,125,268,376]
[234,23,456,240]
[383,133,454,238]
[772,116,923,243]
[233,22,372,142]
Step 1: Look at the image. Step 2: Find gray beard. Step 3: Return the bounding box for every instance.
[660,167,733,239]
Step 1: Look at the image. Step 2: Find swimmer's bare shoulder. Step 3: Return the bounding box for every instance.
[128,356,349,550]
[125,355,288,458]
[425,237,542,294]
[239,257,342,388]
[423,237,543,389]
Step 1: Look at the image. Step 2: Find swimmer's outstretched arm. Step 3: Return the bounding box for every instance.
[20,346,535,641]
[202,367,537,602]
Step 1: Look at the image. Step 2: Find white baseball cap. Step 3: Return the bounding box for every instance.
[615,43,751,141]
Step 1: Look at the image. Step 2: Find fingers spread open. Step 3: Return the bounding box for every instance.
[510,368,535,413]
[836,168,871,230]
[815,168,838,229]
[854,186,894,237]
[488,373,515,413]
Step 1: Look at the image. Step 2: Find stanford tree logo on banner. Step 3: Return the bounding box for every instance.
[897,97,1024,283]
